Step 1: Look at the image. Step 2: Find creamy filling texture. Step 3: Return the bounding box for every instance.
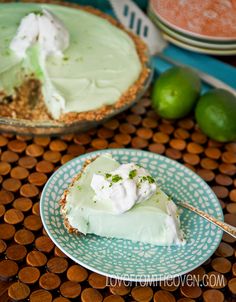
[62,154,185,245]
[0,3,142,119]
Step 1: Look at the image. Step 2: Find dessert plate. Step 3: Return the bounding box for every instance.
[162,34,236,56]
[40,149,223,282]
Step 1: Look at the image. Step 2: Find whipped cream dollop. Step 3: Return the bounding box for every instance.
[10,9,69,58]
[91,163,157,214]
[9,9,69,119]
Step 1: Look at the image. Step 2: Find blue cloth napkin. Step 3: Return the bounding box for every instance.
[153,45,236,92]
[67,0,236,91]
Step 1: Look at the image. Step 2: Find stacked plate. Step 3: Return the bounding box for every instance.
[148,0,236,55]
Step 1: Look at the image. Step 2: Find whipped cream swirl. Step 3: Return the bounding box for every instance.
[91,163,157,214]
[10,9,69,58]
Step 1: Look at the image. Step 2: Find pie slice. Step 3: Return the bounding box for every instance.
[60,154,185,246]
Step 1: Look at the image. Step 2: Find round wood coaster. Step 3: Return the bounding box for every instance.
[1,151,19,163]
[39,272,61,290]
[4,208,24,224]
[33,137,51,147]
[24,214,42,231]
[26,144,44,157]
[131,286,153,302]
[88,272,107,289]
[27,250,48,267]
[0,190,14,205]
[153,290,176,302]
[0,259,18,280]
[67,264,88,282]
[28,172,48,186]
[54,246,67,258]
[0,205,5,218]
[20,184,39,198]
[8,140,27,153]
[19,156,37,169]
[47,257,68,274]
[109,281,131,296]
[81,288,103,302]
[228,278,236,295]
[30,289,53,302]
[35,236,54,253]
[202,289,224,302]
[36,160,54,174]
[215,242,234,257]
[0,223,15,240]
[18,266,40,284]
[11,166,29,179]
[211,257,232,273]
[14,229,35,245]
[6,244,27,261]
[43,151,61,163]
[60,281,81,298]
[0,239,7,253]
[180,284,202,299]
[0,162,11,176]
[8,281,30,300]
[105,296,125,302]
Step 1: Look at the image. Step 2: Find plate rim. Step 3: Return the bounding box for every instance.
[162,34,236,55]
[40,148,223,282]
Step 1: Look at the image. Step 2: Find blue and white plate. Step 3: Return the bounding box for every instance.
[40,149,223,282]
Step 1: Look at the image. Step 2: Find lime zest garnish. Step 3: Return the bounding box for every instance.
[129,169,137,179]
[112,174,122,183]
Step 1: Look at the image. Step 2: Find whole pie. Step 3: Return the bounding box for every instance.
[0,1,149,123]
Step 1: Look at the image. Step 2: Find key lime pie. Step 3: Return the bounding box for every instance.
[0,1,148,122]
[60,154,185,245]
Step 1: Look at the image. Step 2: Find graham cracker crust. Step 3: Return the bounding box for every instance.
[0,0,149,124]
[59,157,95,234]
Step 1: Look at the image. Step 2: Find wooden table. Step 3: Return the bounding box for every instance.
[0,90,236,301]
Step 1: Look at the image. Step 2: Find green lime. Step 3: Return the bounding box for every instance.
[151,66,201,119]
[195,89,236,142]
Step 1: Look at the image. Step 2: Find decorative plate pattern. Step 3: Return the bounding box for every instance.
[40,149,223,282]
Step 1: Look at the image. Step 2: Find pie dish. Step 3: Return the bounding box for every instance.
[60,153,185,246]
[0,1,151,135]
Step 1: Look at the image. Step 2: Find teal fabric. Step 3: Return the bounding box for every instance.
[153,45,236,92]
[64,0,148,10]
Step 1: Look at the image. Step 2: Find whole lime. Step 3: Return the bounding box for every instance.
[151,66,201,119]
[195,89,236,142]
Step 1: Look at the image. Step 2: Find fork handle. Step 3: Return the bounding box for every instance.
[158,53,236,96]
[179,201,236,239]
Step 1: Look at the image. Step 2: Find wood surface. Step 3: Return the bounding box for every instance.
[0,92,235,301]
